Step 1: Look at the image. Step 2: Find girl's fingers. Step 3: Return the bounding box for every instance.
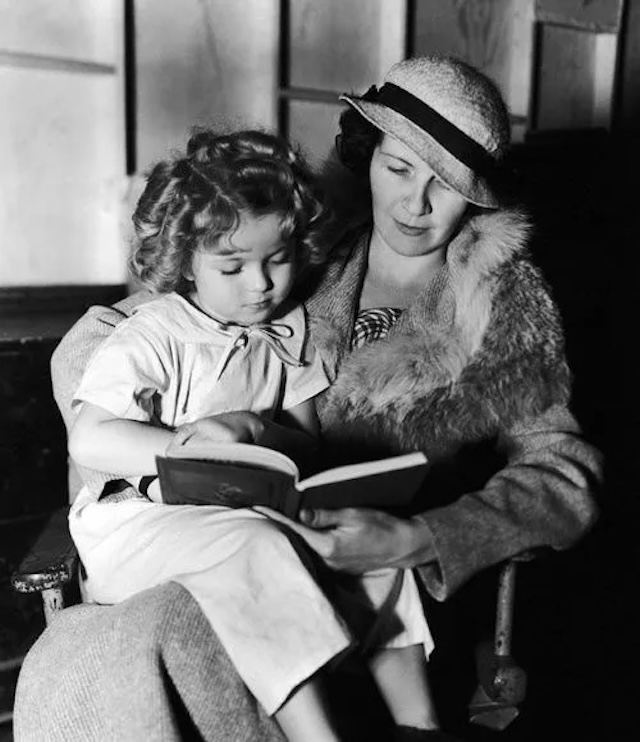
[172,427,191,445]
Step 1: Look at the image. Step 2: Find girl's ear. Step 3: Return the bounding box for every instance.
[182,257,195,282]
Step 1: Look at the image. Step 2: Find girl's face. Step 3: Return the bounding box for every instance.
[369,135,469,258]
[185,212,296,326]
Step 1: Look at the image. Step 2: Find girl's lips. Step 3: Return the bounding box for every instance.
[245,299,271,310]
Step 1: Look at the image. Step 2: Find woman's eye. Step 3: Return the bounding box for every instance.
[219,265,242,275]
[388,166,409,175]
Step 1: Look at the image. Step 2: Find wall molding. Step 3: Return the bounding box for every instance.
[0,284,127,317]
[0,50,116,76]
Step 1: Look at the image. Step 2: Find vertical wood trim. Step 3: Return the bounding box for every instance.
[114,0,126,184]
[278,0,290,138]
[528,21,544,131]
[592,33,618,128]
[124,0,137,174]
[378,0,409,78]
[507,0,536,124]
[41,588,66,625]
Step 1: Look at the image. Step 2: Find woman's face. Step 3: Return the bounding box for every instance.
[369,135,469,257]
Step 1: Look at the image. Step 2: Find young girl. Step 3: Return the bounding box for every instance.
[68,129,441,741]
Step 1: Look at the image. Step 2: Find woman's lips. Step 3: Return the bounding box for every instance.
[394,220,430,236]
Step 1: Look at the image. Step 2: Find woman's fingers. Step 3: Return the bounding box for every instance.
[252,506,334,554]
[299,507,350,528]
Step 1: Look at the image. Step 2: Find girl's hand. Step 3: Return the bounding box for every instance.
[253,506,436,574]
[170,411,265,449]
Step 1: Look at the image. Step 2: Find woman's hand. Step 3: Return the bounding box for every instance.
[170,411,265,450]
[254,506,437,574]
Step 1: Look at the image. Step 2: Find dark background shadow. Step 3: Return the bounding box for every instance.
[330,128,639,742]
[441,128,639,742]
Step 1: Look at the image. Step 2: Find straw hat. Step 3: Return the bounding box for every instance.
[341,56,511,208]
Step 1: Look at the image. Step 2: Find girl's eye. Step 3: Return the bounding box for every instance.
[219,265,242,275]
[387,166,409,175]
[269,252,293,265]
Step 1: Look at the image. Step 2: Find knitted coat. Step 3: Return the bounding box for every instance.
[298,208,600,598]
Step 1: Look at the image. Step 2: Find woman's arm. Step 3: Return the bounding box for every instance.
[418,403,601,599]
[256,404,600,601]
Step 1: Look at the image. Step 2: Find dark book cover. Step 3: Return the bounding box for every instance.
[157,444,429,519]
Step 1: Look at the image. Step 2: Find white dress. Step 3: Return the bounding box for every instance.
[69,293,434,714]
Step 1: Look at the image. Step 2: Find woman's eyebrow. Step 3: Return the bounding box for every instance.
[379,150,412,165]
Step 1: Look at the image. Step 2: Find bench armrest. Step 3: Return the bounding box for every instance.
[11,507,78,593]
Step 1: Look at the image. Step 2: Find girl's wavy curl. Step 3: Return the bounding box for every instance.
[130,128,333,293]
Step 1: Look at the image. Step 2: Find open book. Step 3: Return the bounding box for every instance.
[156,443,429,519]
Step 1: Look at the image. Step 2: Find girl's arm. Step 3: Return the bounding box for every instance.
[69,402,176,476]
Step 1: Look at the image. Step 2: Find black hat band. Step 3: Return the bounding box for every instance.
[369,82,499,179]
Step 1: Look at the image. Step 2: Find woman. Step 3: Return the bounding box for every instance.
[15,56,600,741]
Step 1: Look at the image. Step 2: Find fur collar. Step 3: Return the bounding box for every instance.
[305,208,570,459]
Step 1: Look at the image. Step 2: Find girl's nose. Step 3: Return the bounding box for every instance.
[248,265,272,292]
[403,179,432,216]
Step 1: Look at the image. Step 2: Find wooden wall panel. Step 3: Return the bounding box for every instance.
[0,68,127,286]
[536,0,624,31]
[135,0,279,171]
[0,1,126,288]
[617,0,640,132]
[0,0,120,64]
[289,0,406,91]
[533,20,619,131]
[412,0,534,138]
[288,100,345,167]
[535,25,596,130]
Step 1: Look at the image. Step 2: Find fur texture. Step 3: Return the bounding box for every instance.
[305,208,571,460]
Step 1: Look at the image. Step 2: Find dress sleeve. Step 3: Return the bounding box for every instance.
[51,292,155,432]
[73,317,171,422]
[416,403,602,601]
[281,338,331,410]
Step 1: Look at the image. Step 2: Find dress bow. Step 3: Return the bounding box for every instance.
[214,322,303,380]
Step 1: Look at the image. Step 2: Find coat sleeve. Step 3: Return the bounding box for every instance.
[14,583,285,742]
[416,403,601,600]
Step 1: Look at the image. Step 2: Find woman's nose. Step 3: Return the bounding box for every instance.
[403,180,432,216]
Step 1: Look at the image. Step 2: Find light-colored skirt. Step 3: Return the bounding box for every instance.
[69,489,434,714]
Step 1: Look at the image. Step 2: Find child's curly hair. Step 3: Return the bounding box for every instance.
[130,128,332,293]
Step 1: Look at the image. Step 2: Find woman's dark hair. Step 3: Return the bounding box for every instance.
[335,106,383,177]
[130,128,331,293]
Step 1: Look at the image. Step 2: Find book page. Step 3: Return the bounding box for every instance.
[297,451,428,491]
[164,442,300,478]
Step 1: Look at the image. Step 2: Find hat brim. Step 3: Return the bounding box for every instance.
[341,95,499,209]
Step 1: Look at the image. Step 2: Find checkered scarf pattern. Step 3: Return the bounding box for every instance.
[351,307,403,349]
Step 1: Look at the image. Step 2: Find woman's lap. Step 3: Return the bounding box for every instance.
[69,497,432,713]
